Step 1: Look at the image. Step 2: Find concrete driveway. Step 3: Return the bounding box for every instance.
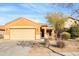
[0,40,31,56]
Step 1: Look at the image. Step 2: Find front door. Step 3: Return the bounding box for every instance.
[41,29,44,37]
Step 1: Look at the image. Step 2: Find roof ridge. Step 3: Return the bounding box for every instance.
[5,17,41,26]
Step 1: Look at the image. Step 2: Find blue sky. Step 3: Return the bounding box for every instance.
[0,3,79,25]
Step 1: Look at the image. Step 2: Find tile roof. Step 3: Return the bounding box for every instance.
[0,26,5,31]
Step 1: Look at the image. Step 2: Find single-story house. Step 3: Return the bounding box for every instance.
[3,17,54,41]
[0,26,5,39]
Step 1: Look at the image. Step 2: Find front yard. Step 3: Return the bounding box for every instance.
[0,39,79,56]
[49,39,79,56]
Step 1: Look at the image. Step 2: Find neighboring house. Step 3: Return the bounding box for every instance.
[0,26,5,35]
[64,17,79,29]
[0,26,5,39]
[4,17,53,41]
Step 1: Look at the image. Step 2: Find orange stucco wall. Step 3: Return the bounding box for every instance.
[4,18,41,40]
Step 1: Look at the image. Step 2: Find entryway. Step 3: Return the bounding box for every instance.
[41,29,45,38]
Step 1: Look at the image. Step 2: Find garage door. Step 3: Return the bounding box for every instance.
[10,28,35,40]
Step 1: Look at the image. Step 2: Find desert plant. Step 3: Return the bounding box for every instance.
[46,12,67,48]
[56,39,65,48]
[61,32,71,40]
[46,12,66,39]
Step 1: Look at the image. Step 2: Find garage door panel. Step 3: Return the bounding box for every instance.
[10,28,35,40]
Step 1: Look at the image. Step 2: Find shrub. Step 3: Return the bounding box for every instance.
[68,26,79,39]
[56,40,65,48]
[61,32,71,40]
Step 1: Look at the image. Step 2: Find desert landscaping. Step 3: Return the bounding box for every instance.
[0,39,79,56]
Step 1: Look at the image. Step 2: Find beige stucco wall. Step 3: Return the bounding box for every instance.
[64,18,75,28]
[4,18,41,40]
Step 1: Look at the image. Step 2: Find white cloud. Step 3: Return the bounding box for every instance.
[18,4,45,14]
[0,17,5,20]
[0,6,17,12]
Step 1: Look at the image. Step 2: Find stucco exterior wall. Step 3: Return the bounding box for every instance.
[64,19,75,28]
[4,18,41,40]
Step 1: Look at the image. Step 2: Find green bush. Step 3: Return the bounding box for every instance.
[67,26,79,38]
[61,32,71,40]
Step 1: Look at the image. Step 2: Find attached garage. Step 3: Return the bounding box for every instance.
[4,17,41,40]
[10,28,36,40]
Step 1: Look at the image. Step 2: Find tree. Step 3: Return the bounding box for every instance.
[46,12,66,38]
[50,3,79,19]
[46,12,67,48]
